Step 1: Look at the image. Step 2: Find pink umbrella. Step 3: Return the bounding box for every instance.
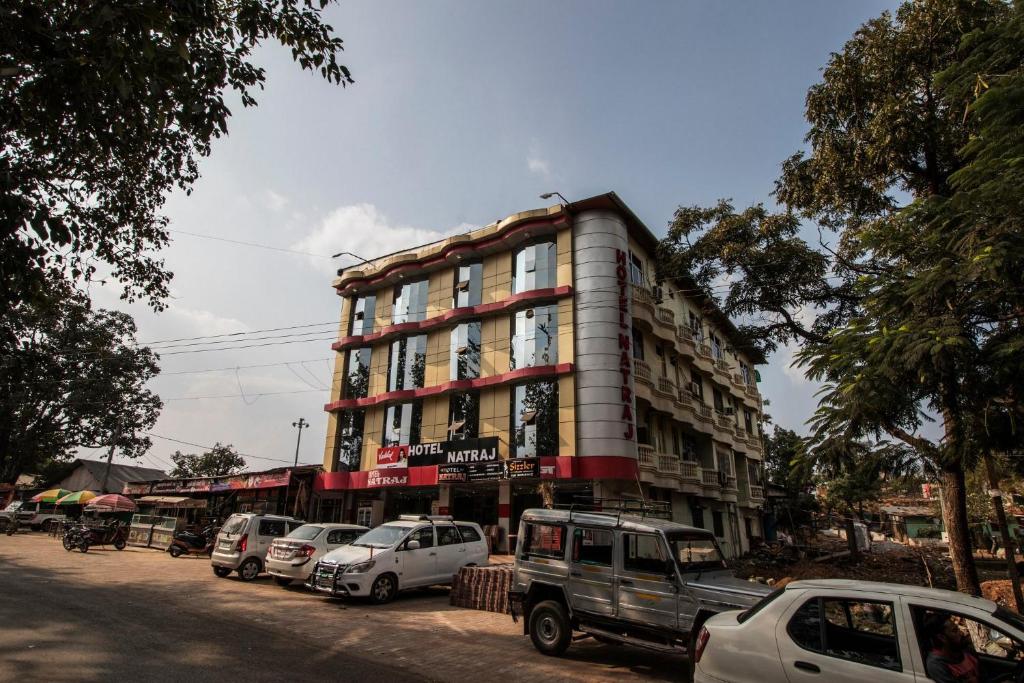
[85,494,138,512]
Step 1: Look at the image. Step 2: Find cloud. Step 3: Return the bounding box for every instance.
[526,142,553,180]
[780,341,812,386]
[264,190,289,212]
[291,203,473,275]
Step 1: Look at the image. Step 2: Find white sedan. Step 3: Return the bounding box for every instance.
[265,523,368,586]
[695,579,1024,683]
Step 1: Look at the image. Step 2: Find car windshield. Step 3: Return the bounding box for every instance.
[221,515,247,534]
[350,524,410,548]
[665,531,728,572]
[287,525,324,541]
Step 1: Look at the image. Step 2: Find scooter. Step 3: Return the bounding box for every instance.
[168,524,218,558]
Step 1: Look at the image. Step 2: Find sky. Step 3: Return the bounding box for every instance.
[88,0,900,474]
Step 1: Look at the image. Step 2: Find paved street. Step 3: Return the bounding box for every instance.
[0,533,685,682]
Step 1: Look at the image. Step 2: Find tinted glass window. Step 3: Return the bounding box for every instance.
[453,262,483,308]
[788,598,824,652]
[392,279,429,324]
[287,525,323,540]
[447,391,479,440]
[510,305,557,370]
[344,347,371,398]
[222,515,247,534]
[572,528,613,566]
[382,401,423,447]
[258,519,286,537]
[791,598,901,671]
[522,523,565,560]
[333,409,364,471]
[405,527,434,549]
[437,525,462,546]
[456,525,482,543]
[512,241,556,294]
[450,321,481,380]
[388,335,427,391]
[350,295,376,335]
[326,529,361,545]
[511,380,559,458]
[622,533,669,573]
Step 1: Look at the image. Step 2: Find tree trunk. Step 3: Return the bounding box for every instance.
[983,450,1024,612]
[845,514,860,559]
[939,465,981,596]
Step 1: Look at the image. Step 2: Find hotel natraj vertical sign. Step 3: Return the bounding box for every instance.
[615,249,635,440]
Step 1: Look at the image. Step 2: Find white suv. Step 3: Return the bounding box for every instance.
[265,523,368,587]
[211,513,304,581]
[309,515,488,603]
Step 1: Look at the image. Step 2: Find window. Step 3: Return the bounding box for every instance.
[690,371,704,401]
[748,461,763,486]
[572,528,614,566]
[344,347,371,399]
[622,533,670,573]
[333,409,365,471]
[691,505,705,530]
[655,344,667,376]
[712,511,725,538]
[258,519,286,537]
[511,305,558,370]
[711,334,723,360]
[456,525,482,543]
[666,531,727,572]
[512,241,557,294]
[689,312,704,344]
[382,401,423,447]
[447,391,479,440]
[453,262,483,308]
[349,295,377,335]
[914,607,1024,667]
[740,362,752,385]
[450,321,481,380]
[288,526,324,540]
[629,252,645,287]
[326,529,361,545]
[522,523,566,560]
[631,327,644,361]
[789,598,901,671]
[678,431,698,461]
[744,410,753,435]
[511,381,559,457]
[713,388,725,413]
[437,525,462,546]
[392,279,429,324]
[388,334,427,391]
[403,527,434,549]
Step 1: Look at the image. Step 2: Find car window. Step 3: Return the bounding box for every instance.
[326,529,360,545]
[914,606,1024,663]
[287,521,304,532]
[221,515,247,534]
[622,533,669,574]
[456,524,482,543]
[287,525,324,541]
[258,519,286,537]
[521,523,566,560]
[436,525,462,546]
[405,527,434,549]
[789,597,901,671]
[572,527,613,566]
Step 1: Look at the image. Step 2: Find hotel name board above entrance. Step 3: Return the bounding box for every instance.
[377,437,500,468]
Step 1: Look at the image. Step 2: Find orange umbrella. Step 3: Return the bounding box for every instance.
[85,494,137,512]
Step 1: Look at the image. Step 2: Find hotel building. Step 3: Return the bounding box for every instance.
[316,193,767,557]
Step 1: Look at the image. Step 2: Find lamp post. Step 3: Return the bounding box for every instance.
[539,191,570,205]
[292,418,308,467]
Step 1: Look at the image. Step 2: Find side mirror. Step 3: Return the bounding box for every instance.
[406,539,421,550]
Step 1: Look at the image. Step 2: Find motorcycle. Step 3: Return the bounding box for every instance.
[63,520,127,552]
[168,524,219,558]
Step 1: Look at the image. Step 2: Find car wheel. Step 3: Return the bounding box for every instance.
[212,566,232,578]
[274,577,293,587]
[237,557,261,581]
[169,545,184,558]
[370,573,398,604]
[114,538,126,551]
[529,600,571,656]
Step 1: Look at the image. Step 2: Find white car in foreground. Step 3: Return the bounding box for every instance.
[695,579,1024,683]
[308,515,489,604]
[265,523,368,587]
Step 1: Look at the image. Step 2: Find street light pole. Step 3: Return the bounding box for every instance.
[292,418,308,467]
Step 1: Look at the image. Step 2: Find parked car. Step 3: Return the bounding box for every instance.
[507,507,771,657]
[210,513,305,581]
[694,579,1024,683]
[265,522,368,587]
[1,501,65,531]
[308,515,488,604]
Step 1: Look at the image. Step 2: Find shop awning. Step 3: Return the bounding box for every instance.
[136,496,207,509]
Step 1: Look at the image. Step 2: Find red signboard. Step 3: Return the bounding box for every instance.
[377,446,408,468]
[366,469,409,488]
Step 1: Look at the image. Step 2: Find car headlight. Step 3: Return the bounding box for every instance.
[347,560,376,573]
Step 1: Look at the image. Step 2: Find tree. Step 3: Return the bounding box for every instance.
[0,282,162,483]
[0,1,352,315]
[169,443,246,478]
[762,425,818,538]
[657,0,1020,596]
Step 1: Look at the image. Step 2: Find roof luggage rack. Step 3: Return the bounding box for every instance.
[553,497,672,525]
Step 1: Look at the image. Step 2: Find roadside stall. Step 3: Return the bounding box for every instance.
[133,496,207,549]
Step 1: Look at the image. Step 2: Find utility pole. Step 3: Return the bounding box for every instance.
[100,429,121,494]
[292,418,308,467]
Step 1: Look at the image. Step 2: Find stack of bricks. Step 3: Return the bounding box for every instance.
[449,565,514,614]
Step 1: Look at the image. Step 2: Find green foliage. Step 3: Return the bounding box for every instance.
[0,1,352,314]
[763,426,813,494]
[169,443,246,478]
[0,282,162,483]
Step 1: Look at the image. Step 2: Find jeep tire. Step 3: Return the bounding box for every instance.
[529,600,571,656]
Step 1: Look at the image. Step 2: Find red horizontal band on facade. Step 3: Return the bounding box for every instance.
[323,363,574,413]
[313,455,640,492]
[331,286,573,352]
[335,215,570,296]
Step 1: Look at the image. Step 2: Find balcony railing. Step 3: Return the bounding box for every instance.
[701,469,721,488]
[697,343,713,359]
[680,460,700,482]
[633,358,653,385]
[732,373,746,388]
[631,286,654,309]
[656,376,676,397]
[695,403,713,422]
[749,484,765,501]
[676,325,695,346]
[638,445,656,467]
[655,307,675,327]
[714,359,731,376]
[676,390,694,408]
[723,475,738,492]
[657,454,681,476]
[716,413,734,431]
[745,383,759,398]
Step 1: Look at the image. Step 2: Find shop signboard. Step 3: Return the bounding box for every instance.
[151,480,186,494]
[376,445,408,468]
[437,464,468,484]
[122,482,153,495]
[466,461,505,482]
[245,471,290,489]
[506,457,540,480]
[407,437,500,467]
[367,469,409,488]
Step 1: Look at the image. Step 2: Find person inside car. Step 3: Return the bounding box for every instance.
[922,612,980,683]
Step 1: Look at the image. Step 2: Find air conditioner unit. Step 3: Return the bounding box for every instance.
[689,381,701,395]
[652,285,664,303]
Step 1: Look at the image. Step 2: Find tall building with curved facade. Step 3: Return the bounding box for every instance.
[316,193,767,557]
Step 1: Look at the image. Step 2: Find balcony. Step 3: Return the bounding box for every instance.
[716,413,734,431]
[744,383,759,399]
[656,376,676,398]
[695,403,714,423]
[675,389,694,408]
[697,343,713,359]
[701,469,722,489]
[631,286,655,310]
[749,484,765,502]
[676,325,695,348]
[714,358,732,377]
[633,358,653,386]
[657,454,681,477]
[723,475,738,492]
[655,306,675,328]
[638,445,656,468]
[731,373,746,388]
[680,460,700,483]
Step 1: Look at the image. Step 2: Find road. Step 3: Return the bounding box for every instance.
[0,533,685,682]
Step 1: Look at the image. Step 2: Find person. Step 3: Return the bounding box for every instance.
[922,612,981,683]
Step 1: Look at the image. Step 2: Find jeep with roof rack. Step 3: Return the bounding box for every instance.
[507,504,771,658]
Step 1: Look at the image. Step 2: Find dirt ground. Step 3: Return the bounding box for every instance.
[0,532,685,683]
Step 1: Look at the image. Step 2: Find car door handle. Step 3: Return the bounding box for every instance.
[429,552,437,556]
[620,579,634,586]
[570,571,582,577]
[794,661,820,673]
